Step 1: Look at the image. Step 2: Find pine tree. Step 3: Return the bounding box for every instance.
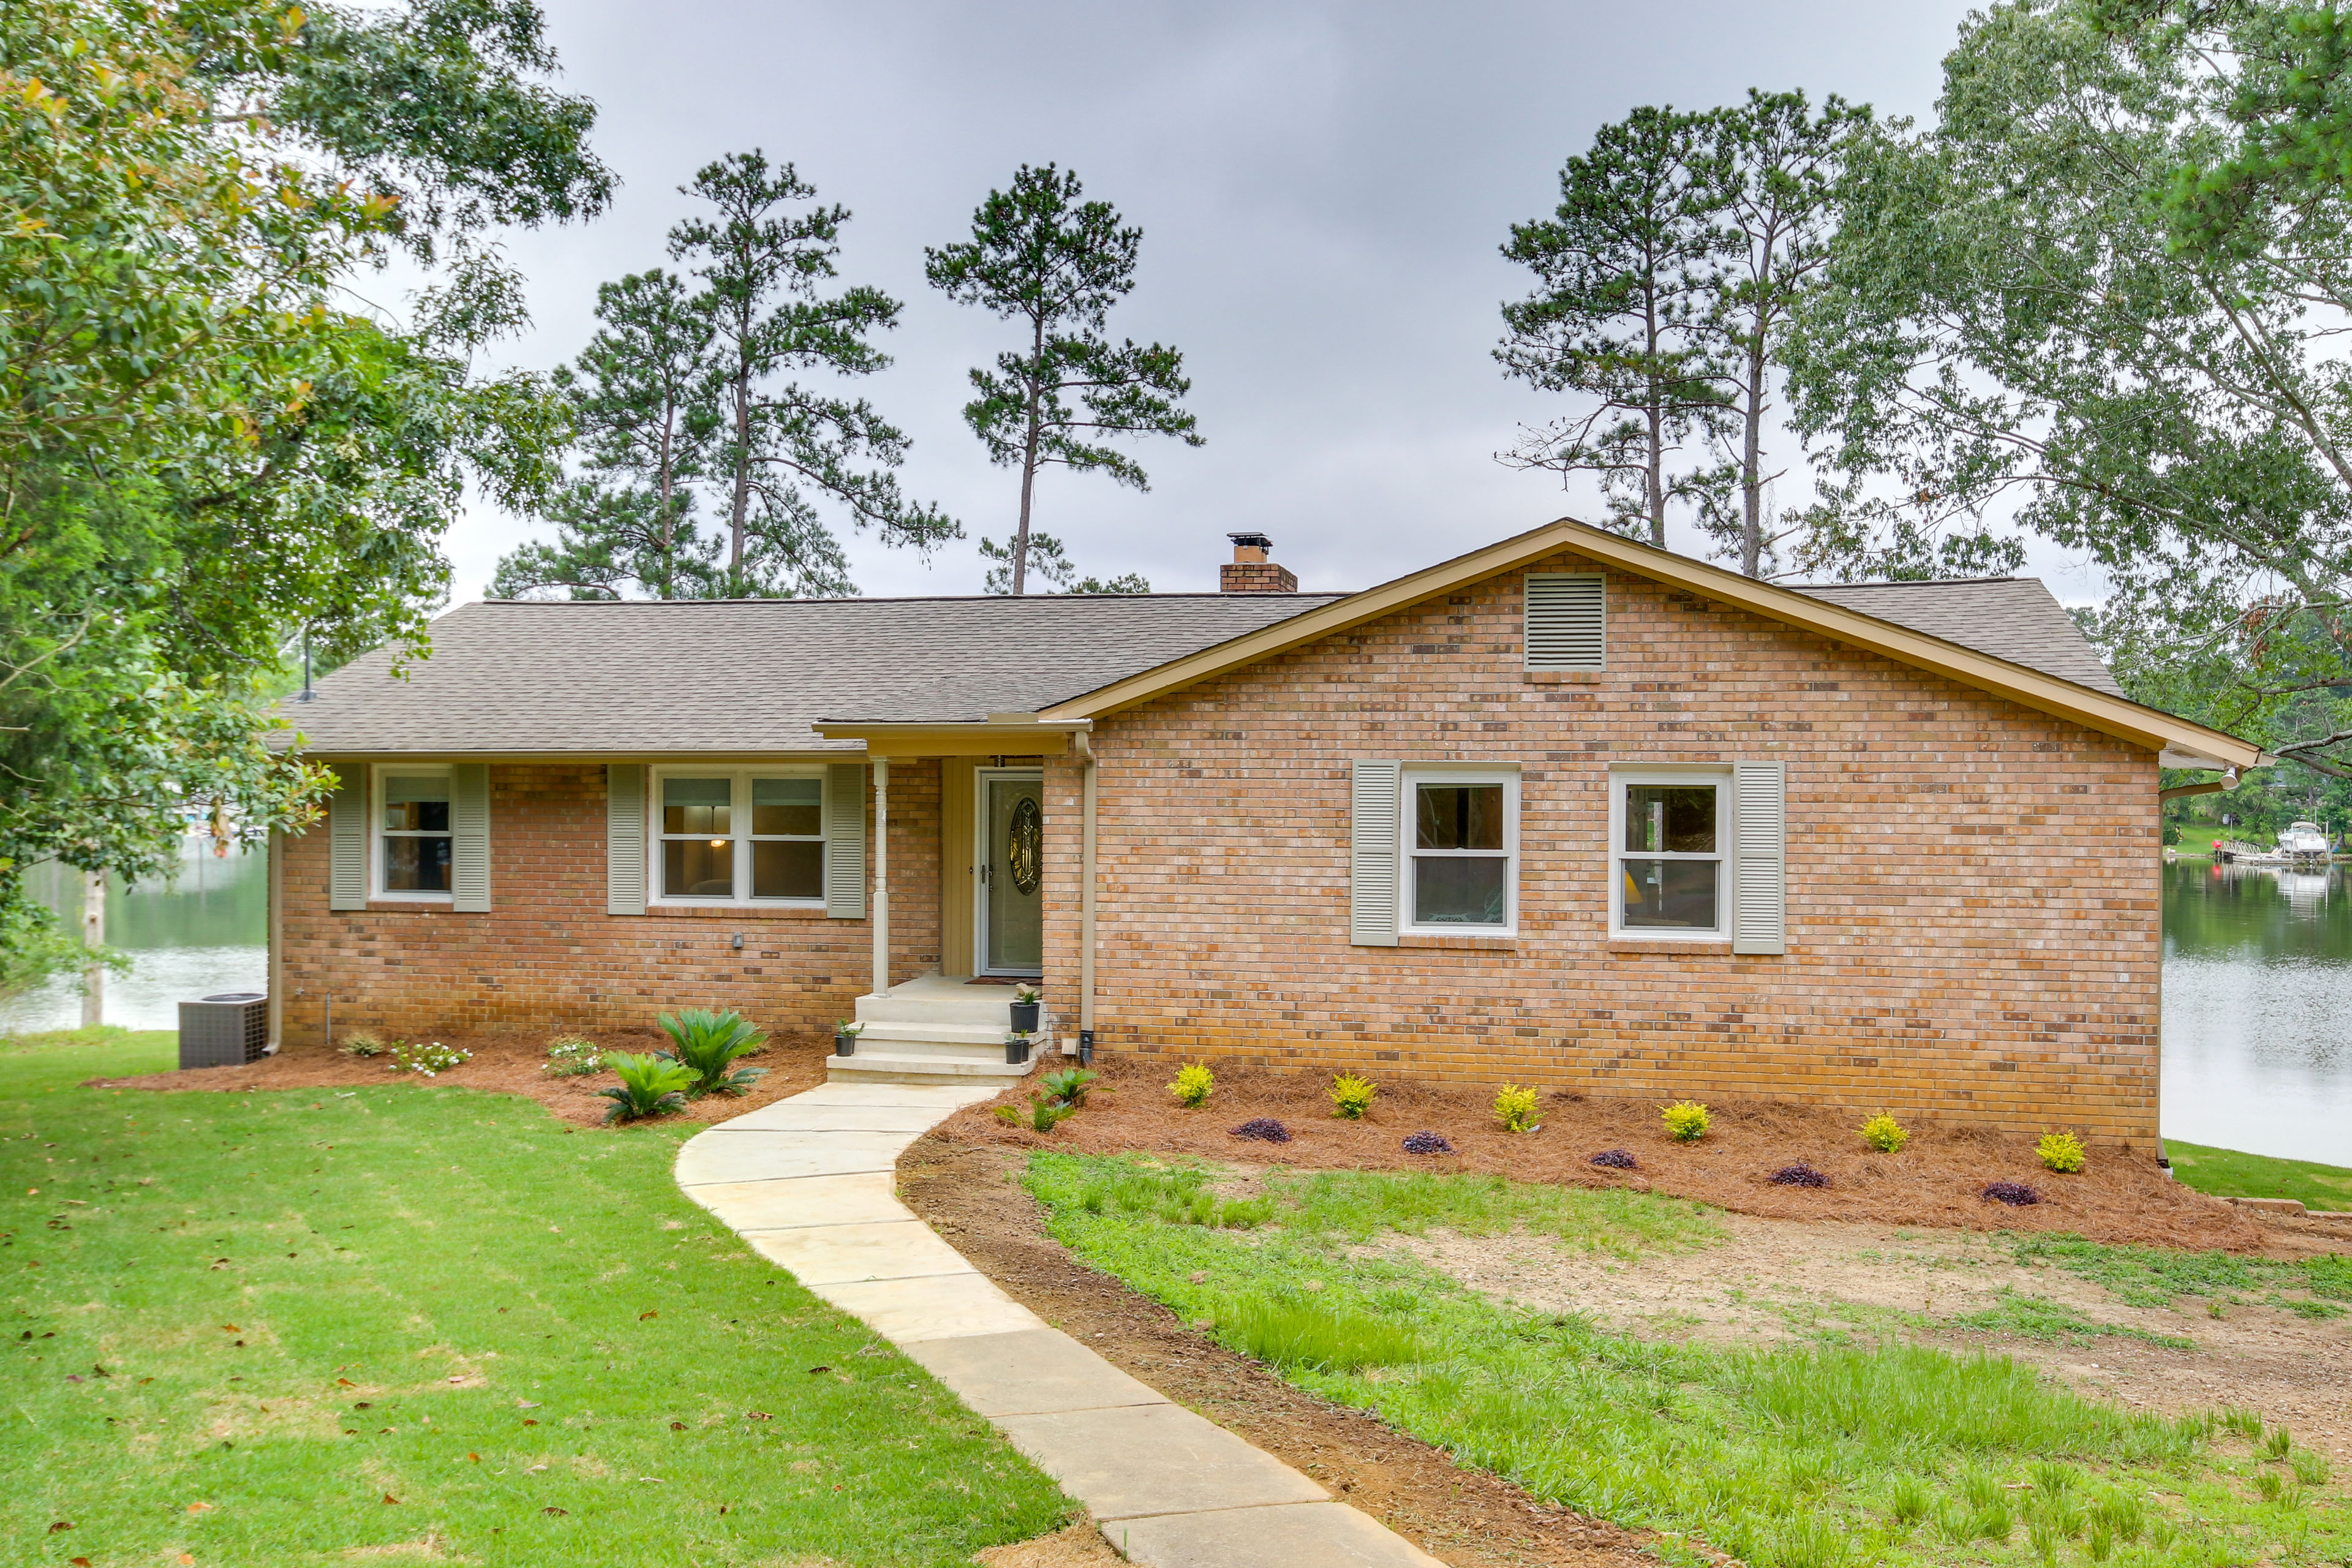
[925,164,1196,594]
[490,268,721,598]
[671,151,956,598]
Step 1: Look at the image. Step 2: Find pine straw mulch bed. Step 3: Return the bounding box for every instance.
[84,1027,837,1129]
[946,1055,2279,1253]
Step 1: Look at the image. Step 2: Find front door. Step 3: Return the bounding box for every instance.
[977,769,1044,976]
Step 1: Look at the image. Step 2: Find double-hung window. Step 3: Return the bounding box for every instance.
[1401,771,1517,933]
[1613,771,1728,934]
[377,767,453,899]
[652,769,825,906]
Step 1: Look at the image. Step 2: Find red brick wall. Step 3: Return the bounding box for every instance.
[276,760,940,1044]
[1042,550,2162,1145]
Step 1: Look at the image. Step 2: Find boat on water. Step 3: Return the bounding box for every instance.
[2280,820,2332,858]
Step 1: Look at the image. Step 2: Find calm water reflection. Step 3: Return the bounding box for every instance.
[0,842,267,1033]
[2163,859,2352,1164]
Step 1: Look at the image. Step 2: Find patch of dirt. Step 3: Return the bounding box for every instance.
[898,1133,1651,1568]
[1391,1211,2352,1461]
[943,1058,2274,1252]
[972,1519,1125,1566]
[85,1029,834,1129]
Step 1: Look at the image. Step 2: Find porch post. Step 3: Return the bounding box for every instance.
[870,758,890,996]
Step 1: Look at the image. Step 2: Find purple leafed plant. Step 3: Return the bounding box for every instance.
[1401,1130,1454,1155]
[1229,1117,1292,1144]
[1589,1148,1638,1170]
[1770,1163,1830,1188]
[1981,1180,2042,1207]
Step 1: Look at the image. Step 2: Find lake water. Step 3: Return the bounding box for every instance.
[2162,859,2352,1165]
[0,841,268,1035]
[2,842,2345,1163]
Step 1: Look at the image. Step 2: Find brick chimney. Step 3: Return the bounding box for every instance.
[1219,531,1297,593]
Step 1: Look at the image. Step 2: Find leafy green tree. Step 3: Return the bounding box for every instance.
[669,151,954,599]
[1788,0,2352,771]
[925,164,1197,595]
[1496,107,1728,549]
[491,269,722,599]
[1,0,607,984]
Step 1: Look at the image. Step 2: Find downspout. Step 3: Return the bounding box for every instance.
[266,829,284,1052]
[1076,731,1097,1038]
[871,758,891,997]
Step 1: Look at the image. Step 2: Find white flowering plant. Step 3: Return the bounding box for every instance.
[543,1037,604,1077]
[389,1040,471,1077]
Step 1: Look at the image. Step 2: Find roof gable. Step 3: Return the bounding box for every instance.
[1031,519,2258,769]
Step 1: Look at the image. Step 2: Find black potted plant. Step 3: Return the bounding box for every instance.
[1004,1031,1033,1066]
[834,1019,863,1057]
[1009,984,1042,1035]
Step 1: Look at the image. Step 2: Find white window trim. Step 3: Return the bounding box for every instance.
[646,766,828,910]
[1609,765,1734,940]
[1398,767,1519,937]
[371,763,454,903]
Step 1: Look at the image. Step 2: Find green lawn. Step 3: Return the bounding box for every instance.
[2167,825,2225,857]
[2,1028,1070,1566]
[2167,1140,2352,1214]
[1025,1153,2350,1568]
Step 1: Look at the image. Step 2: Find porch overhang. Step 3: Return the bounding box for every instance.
[811,716,1091,758]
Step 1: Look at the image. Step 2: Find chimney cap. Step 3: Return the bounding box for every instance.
[1226,530,1272,551]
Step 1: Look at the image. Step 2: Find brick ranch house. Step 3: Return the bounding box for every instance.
[268,518,2260,1144]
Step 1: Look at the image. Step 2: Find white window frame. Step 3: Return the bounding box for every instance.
[646,766,828,909]
[372,763,455,903]
[1609,766,1733,939]
[1398,767,1519,937]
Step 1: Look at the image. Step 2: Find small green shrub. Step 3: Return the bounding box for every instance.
[1039,1067,1099,1108]
[2038,1131,2087,1173]
[1661,1100,1711,1142]
[388,1040,469,1076]
[543,1036,603,1076]
[1329,1073,1376,1119]
[995,1091,1076,1133]
[1860,1113,1909,1153]
[597,1053,694,1123]
[1169,1063,1214,1109]
[337,1030,388,1059]
[2262,1425,2293,1460]
[1493,1084,1541,1133]
[656,1008,768,1098]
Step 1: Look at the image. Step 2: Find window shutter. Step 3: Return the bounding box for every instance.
[328,772,367,911]
[451,763,491,913]
[606,764,647,916]
[1524,573,1606,670]
[824,761,867,919]
[1349,760,1401,947]
[1732,761,1787,955]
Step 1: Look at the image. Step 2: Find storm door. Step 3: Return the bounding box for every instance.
[976,769,1044,976]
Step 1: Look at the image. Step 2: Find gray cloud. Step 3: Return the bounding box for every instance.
[453,0,1995,605]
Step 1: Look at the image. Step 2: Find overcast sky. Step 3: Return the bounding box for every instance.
[445,0,2105,608]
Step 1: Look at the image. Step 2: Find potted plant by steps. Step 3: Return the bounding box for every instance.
[1009,985,1042,1035]
[834,1019,864,1057]
[1004,1031,1034,1066]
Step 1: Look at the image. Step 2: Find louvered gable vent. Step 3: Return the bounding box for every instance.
[1523,573,1605,670]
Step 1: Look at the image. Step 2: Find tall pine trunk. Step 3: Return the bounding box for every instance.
[728,361,751,594]
[1011,312,1047,595]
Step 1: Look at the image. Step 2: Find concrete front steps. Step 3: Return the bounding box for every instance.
[826,973,1035,1086]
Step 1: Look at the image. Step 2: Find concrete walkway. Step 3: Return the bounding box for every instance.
[676,1079,1444,1568]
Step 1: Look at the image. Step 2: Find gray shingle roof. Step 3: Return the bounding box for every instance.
[280,593,1346,755]
[1793,578,2123,697]
[279,571,2123,756]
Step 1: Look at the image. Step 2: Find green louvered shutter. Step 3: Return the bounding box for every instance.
[824,763,867,919]
[451,763,491,912]
[606,764,647,916]
[328,772,368,911]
